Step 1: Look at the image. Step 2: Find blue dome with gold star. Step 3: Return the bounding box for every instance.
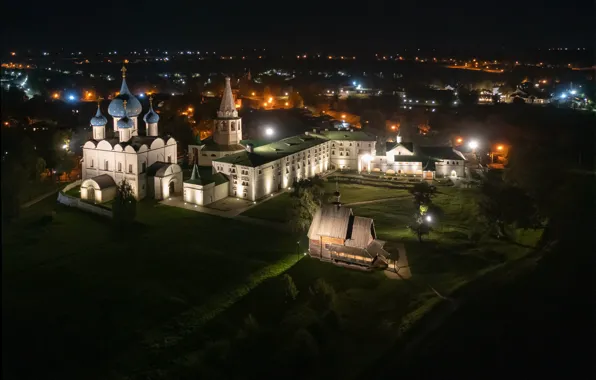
[108,67,142,117]
[90,105,107,126]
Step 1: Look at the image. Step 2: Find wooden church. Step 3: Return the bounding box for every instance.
[307,187,391,270]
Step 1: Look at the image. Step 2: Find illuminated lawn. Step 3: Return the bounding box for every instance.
[241,183,410,223]
[2,198,297,380]
[132,186,543,380]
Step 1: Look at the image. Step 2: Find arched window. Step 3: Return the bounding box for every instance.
[128,164,133,173]
[90,159,94,168]
[104,161,109,170]
[230,122,235,131]
[118,162,122,172]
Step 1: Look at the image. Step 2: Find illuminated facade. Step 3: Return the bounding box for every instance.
[81,67,182,203]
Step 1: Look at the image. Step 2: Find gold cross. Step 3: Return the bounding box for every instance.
[97,96,104,105]
[121,65,127,78]
[123,99,127,108]
[149,95,154,106]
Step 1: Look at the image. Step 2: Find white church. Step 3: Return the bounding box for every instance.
[81,66,182,203]
[183,77,467,206]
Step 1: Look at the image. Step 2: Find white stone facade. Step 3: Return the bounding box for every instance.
[82,137,179,200]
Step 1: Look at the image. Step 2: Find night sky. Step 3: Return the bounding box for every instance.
[2,0,593,51]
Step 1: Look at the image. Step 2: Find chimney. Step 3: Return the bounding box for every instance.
[246,143,254,153]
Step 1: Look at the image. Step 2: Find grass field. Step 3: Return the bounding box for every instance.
[127,185,543,380]
[2,197,297,380]
[241,182,410,223]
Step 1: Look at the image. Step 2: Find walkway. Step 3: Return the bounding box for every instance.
[21,186,65,209]
[344,196,410,207]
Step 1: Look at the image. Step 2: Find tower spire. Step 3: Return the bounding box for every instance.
[217,77,238,118]
[121,64,127,78]
[190,164,201,181]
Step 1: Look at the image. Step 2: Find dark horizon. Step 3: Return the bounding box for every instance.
[2,0,593,51]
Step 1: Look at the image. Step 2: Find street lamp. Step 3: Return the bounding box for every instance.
[468,140,478,150]
[425,215,432,223]
[265,127,274,137]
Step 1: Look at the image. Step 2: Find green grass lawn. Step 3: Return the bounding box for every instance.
[2,199,297,380]
[241,183,410,223]
[130,186,543,380]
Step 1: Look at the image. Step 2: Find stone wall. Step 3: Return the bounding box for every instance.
[57,181,113,218]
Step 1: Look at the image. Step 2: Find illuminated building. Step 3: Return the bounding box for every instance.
[81,67,182,203]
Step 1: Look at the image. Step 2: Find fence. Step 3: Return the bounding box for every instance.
[57,180,113,218]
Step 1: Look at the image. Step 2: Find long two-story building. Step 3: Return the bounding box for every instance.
[182,78,466,206]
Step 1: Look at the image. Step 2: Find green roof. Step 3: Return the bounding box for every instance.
[214,133,329,167]
[316,130,377,141]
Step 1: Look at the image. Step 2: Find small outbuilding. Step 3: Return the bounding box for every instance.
[146,162,183,200]
[81,174,117,203]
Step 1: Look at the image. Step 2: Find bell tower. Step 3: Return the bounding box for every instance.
[213,77,243,145]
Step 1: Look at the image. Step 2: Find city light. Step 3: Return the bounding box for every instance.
[456,137,463,143]
[391,125,396,130]
[68,95,75,101]
[469,140,479,150]
[285,92,288,96]
[265,127,274,136]
[560,93,567,99]
[52,93,59,99]
[341,114,346,119]
[362,154,372,162]
[570,90,577,95]
[62,144,68,150]
[268,97,273,103]
[188,107,194,112]
[263,102,268,107]
[251,92,256,96]
[425,215,432,222]
[139,93,145,98]
[285,102,289,106]
[497,145,504,151]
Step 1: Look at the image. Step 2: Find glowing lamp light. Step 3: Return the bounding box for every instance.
[52,93,59,99]
[497,145,504,151]
[560,93,567,99]
[570,90,577,95]
[62,144,68,150]
[139,93,145,98]
[341,114,346,119]
[285,102,289,106]
[68,95,75,101]
[251,92,256,96]
[469,140,479,150]
[188,107,194,112]
[391,125,396,130]
[265,127,274,136]
[456,137,463,144]
[263,102,268,107]
[362,154,372,162]
[425,215,432,222]
[285,92,289,96]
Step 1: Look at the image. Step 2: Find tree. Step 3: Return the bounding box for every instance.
[281,274,299,302]
[289,190,319,233]
[112,179,137,225]
[409,182,436,209]
[309,279,337,313]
